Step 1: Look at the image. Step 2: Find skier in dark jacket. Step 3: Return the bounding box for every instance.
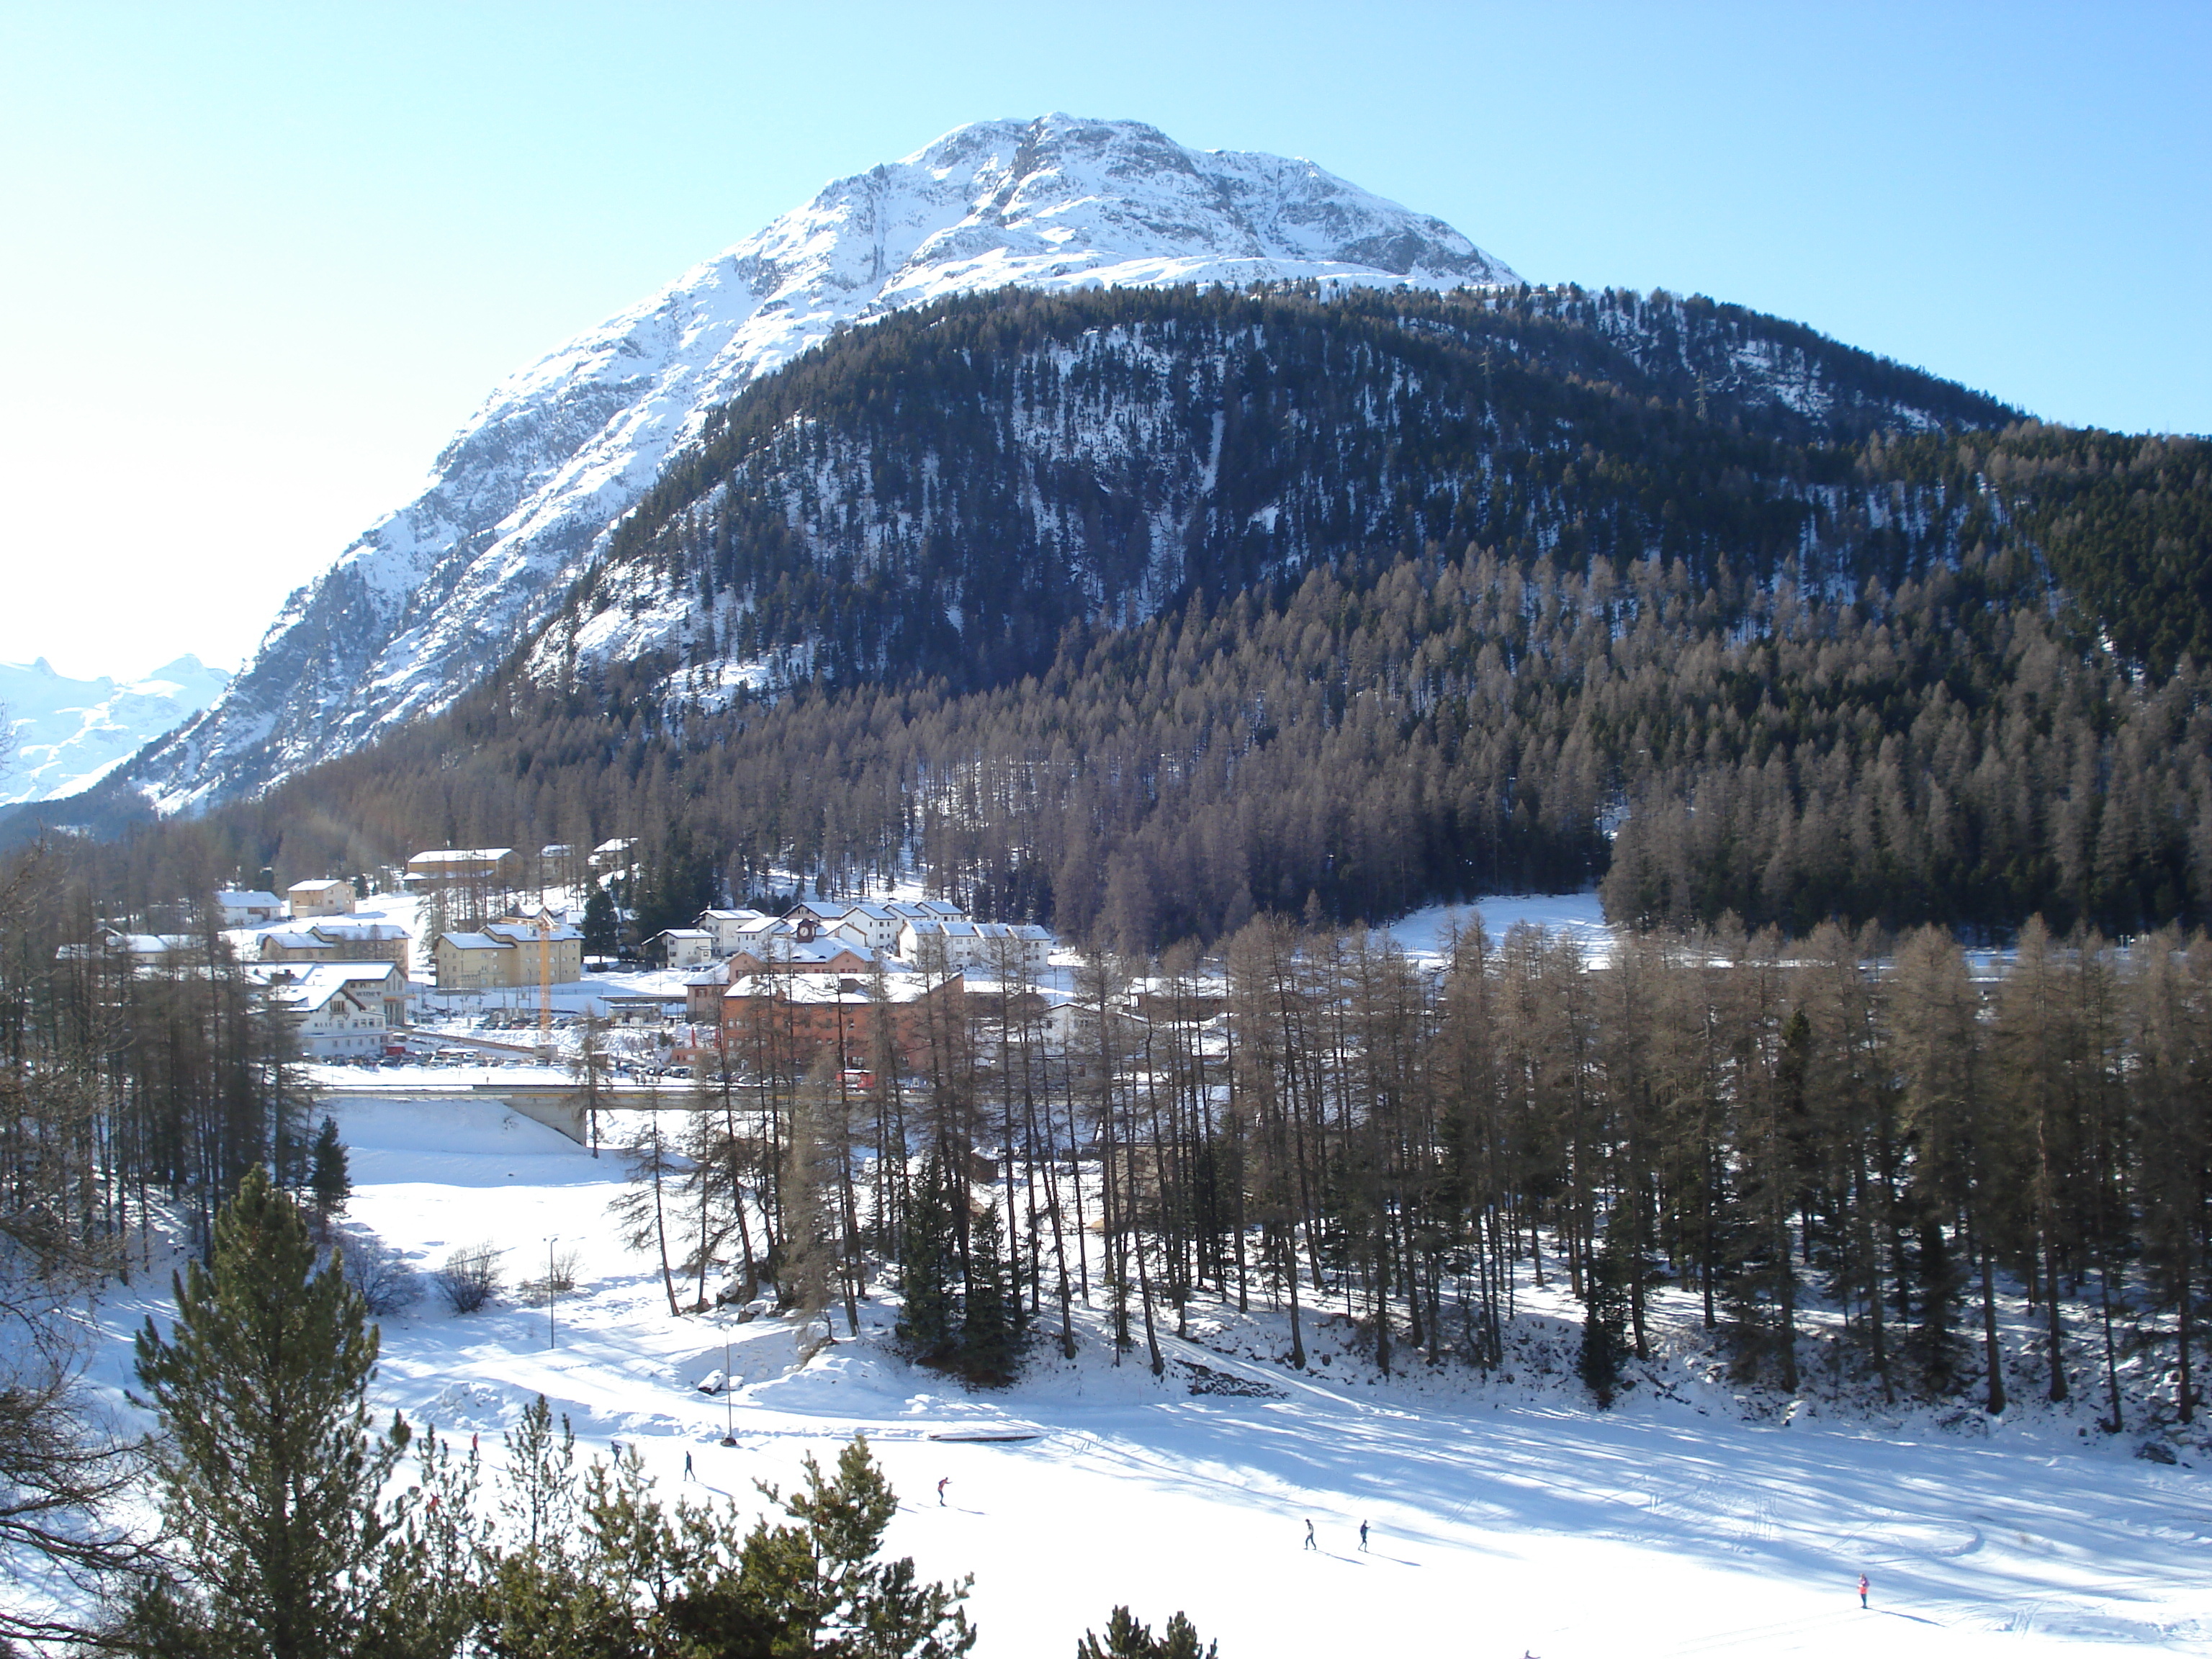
[1303,1519,1317,1551]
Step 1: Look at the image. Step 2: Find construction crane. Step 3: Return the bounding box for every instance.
[536,909,554,1064]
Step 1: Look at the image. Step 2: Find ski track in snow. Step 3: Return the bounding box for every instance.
[69,1061,2207,1658]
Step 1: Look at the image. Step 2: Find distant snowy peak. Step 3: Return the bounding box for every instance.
[125,116,1516,813]
[740,114,1516,313]
[1,655,230,804]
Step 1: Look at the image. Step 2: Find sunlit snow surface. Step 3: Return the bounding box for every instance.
[1384,891,1617,967]
[73,1070,2209,1656]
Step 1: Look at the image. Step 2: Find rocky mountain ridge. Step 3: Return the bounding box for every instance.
[124,114,1521,811]
[0,655,230,806]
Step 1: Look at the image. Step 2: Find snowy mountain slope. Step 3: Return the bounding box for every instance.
[0,655,229,805]
[125,115,1519,811]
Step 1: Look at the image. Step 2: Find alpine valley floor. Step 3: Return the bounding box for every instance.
[80,1094,2212,1658]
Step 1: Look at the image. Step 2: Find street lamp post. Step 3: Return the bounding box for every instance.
[547,1236,559,1350]
[721,1326,736,1446]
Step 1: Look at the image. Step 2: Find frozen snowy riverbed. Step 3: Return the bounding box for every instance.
[82,1094,2209,1656]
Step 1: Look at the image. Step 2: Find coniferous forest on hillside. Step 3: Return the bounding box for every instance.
[20,283,2208,954]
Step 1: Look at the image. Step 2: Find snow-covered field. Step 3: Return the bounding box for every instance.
[1383,892,1617,968]
[77,1090,2211,1656]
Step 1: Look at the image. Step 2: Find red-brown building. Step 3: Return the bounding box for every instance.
[719,972,966,1071]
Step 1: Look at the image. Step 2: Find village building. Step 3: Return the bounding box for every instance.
[403,848,523,889]
[215,889,285,927]
[781,900,854,931]
[431,932,513,991]
[256,930,331,963]
[719,971,966,1070]
[589,837,638,871]
[599,993,683,1028]
[429,917,583,990]
[725,939,886,980]
[886,899,967,922]
[284,878,356,918]
[896,917,1053,974]
[305,922,412,973]
[827,902,903,955]
[645,928,714,970]
[695,908,770,953]
[483,917,583,981]
[259,922,412,975]
[683,968,729,1023]
[86,928,199,961]
[244,961,408,1058]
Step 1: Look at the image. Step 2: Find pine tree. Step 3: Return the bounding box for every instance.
[307,1115,350,1232]
[582,885,619,959]
[960,1199,1020,1384]
[1078,1606,1218,1658]
[898,1157,961,1362]
[1579,1210,1631,1408]
[131,1164,405,1659]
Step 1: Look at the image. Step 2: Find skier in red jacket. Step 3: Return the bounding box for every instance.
[1857,1573,1870,1609]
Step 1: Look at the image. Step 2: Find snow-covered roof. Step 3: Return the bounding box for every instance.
[216,889,282,908]
[312,922,408,941]
[887,899,968,920]
[243,961,402,1012]
[407,847,514,867]
[484,920,583,945]
[725,971,948,1005]
[111,930,196,956]
[286,878,352,894]
[438,932,511,952]
[259,930,328,951]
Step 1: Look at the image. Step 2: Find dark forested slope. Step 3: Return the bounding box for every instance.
[534,282,2020,703]
[28,284,2212,948]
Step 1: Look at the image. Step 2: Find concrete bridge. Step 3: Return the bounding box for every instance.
[312,1077,775,1143]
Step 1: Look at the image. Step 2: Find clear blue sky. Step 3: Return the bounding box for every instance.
[2,1,2206,680]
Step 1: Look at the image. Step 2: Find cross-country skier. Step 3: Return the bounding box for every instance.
[1858,1573,1870,1609]
[1359,1520,1370,1552]
[1303,1519,1317,1551]
[938,1477,950,1506]
[684,1451,696,1480]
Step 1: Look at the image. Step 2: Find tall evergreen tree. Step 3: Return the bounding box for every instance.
[961,1200,1020,1384]
[130,1165,405,1659]
[897,1157,961,1363]
[307,1115,350,1233]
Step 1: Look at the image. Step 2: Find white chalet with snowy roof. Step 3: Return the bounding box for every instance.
[897,917,1052,974]
[245,962,406,1058]
[215,889,284,927]
[648,928,715,970]
[696,909,769,953]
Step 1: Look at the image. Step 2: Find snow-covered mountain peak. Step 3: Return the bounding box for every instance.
[1,654,230,805]
[126,117,1519,811]
[753,114,1515,312]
